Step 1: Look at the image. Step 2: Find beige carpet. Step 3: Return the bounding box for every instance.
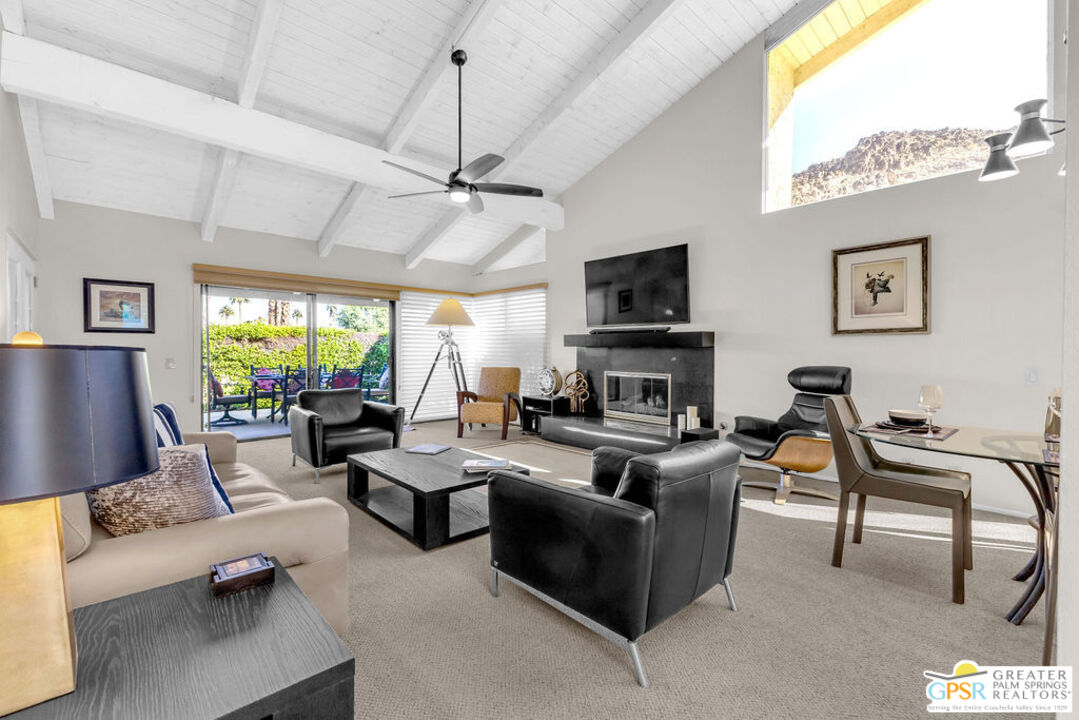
[238,421,1046,719]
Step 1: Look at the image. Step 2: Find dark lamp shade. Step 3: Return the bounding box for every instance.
[0,345,159,504]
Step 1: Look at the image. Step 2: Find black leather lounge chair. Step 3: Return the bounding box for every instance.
[726,366,851,504]
[288,388,404,483]
[487,440,742,686]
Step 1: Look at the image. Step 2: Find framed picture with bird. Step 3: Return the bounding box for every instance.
[832,237,929,335]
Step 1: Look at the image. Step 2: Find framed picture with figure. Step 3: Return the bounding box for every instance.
[832,237,928,335]
[83,278,156,333]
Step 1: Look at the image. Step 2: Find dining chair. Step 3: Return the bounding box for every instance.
[824,395,973,604]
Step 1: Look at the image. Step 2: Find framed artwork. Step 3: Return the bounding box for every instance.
[832,237,928,335]
[83,278,156,333]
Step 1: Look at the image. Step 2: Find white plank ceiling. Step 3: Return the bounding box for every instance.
[11,0,797,271]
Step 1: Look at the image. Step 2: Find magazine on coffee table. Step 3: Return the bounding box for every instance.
[406,444,451,455]
[462,458,511,473]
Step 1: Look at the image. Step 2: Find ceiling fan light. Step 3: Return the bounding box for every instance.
[1007,99,1054,158]
[448,187,471,203]
[979,133,1019,182]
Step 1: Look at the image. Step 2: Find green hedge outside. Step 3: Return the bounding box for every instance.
[205,323,389,402]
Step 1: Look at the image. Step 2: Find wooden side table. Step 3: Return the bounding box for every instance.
[10,558,354,719]
[521,394,570,434]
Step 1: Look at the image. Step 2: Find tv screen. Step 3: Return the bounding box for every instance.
[584,244,689,327]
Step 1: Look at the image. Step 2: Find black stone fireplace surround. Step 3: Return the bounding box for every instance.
[540,331,715,453]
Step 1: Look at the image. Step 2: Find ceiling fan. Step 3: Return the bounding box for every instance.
[382,49,544,214]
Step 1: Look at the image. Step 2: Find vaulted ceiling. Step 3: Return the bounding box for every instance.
[1,0,798,271]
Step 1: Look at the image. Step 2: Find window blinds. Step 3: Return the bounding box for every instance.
[398,288,547,423]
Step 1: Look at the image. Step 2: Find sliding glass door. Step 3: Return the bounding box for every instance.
[200,285,395,439]
[314,296,394,402]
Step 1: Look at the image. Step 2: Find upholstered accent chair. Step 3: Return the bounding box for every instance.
[457,366,522,440]
[488,440,743,686]
[825,395,972,603]
[726,366,851,504]
[289,388,404,483]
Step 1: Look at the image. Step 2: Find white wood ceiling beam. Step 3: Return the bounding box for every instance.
[1,1,54,219]
[0,33,565,232]
[405,208,468,269]
[201,0,283,242]
[317,0,504,258]
[403,0,682,269]
[471,224,542,274]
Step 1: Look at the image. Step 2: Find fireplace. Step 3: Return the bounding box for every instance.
[604,371,672,425]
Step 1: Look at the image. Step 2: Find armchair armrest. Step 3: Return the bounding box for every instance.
[488,470,656,641]
[456,391,478,406]
[590,446,638,494]
[183,431,237,464]
[289,406,323,467]
[503,391,522,423]
[67,497,348,609]
[733,415,780,438]
[362,401,405,448]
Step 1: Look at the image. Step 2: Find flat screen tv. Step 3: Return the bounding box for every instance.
[584,244,689,327]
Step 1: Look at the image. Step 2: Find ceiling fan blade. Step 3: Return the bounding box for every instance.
[473,182,543,198]
[456,153,504,183]
[387,191,447,199]
[467,192,484,214]
[381,160,447,187]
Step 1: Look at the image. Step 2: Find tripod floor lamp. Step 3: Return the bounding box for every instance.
[409,298,474,425]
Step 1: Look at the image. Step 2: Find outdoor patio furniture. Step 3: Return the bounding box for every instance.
[329,366,364,390]
[248,365,285,420]
[279,365,308,422]
[208,368,250,427]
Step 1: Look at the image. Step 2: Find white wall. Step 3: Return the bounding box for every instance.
[33,201,480,429]
[0,21,42,332]
[1056,0,1078,685]
[480,17,1067,515]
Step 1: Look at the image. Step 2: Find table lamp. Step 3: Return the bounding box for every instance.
[0,335,159,715]
[407,298,474,425]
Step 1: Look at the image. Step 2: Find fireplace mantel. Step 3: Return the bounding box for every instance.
[563,331,714,348]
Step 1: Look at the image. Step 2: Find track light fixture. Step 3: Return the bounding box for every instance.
[979,98,1065,182]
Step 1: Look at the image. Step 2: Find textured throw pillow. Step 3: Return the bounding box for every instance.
[86,444,231,537]
[153,402,184,447]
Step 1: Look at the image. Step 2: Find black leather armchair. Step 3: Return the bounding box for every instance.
[288,388,404,483]
[726,366,851,504]
[488,440,742,686]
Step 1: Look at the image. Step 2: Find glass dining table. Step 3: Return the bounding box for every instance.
[852,424,1059,662]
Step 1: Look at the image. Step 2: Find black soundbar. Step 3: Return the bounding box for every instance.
[588,327,671,335]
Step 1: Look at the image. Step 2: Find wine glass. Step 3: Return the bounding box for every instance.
[919,385,943,437]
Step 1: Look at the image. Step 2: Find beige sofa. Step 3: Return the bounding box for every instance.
[59,431,350,635]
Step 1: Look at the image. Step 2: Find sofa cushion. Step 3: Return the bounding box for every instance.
[59,492,93,561]
[153,402,184,447]
[86,444,231,537]
[323,425,394,461]
[229,490,293,513]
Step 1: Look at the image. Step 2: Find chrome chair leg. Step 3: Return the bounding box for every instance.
[723,577,737,611]
[292,453,296,467]
[490,568,499,597]
[628,642,648,688]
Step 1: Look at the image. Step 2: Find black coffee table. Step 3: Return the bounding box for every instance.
[347,447,528,550]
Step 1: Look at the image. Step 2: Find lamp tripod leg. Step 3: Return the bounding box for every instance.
[408,345,444,425]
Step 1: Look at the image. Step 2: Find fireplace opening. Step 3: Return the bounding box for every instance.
[603,371,672,425]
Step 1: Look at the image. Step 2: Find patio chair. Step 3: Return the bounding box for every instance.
[329,366,364,389]
[208,368,250,427]
[279,365,308,421]
[250,364,283,419]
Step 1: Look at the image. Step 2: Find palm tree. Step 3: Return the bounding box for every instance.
[229,297,250,323]
[291,308,303,325]
[326,304,338,323]
[218,305,234,324]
